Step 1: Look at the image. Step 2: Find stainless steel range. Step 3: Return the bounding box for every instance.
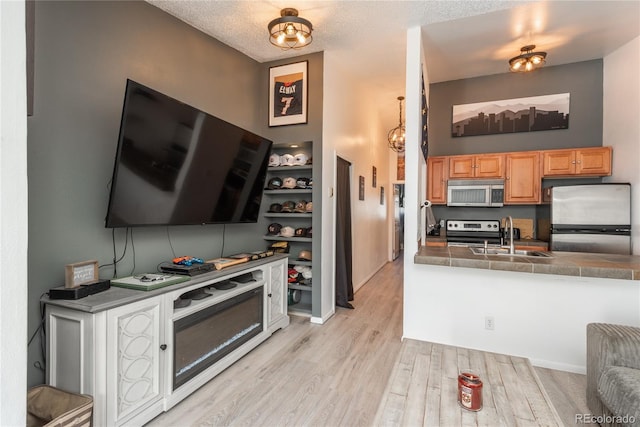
[446,219,501,247]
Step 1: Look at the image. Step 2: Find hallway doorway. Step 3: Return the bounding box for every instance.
[392,184,405,260]
[335,156,354,309]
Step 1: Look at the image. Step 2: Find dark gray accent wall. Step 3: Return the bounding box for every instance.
[26,1,322,386]
[428,60,603,156]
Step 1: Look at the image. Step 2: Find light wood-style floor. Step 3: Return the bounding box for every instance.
[147,257,589,426]
[375,339,564,426]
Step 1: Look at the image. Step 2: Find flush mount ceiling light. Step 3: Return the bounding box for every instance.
[388,96,406,152]
[509,44,547,72]
[268,8,313,50]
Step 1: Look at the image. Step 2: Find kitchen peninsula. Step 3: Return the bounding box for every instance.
[408,243,640,374]
[415,245,640,281]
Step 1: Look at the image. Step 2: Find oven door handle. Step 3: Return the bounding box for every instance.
[446,236,501,245]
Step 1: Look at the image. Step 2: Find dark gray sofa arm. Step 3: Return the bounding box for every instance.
[586,323,640,422]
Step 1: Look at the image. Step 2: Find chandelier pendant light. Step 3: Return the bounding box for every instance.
[509,45,547,72]
[388,96,406,152]
[268,8,313,50]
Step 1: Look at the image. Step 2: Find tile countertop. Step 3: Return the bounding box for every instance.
[414,246,640,281]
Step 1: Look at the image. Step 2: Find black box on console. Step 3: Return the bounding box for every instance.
[160,262,214,276]
[49,279,111,300]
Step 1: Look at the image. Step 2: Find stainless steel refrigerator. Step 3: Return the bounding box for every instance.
[550,183,631,254]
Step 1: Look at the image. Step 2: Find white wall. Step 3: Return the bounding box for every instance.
[405,265,640,373]
[603,36,640,255]
[0,0,29,424]
[320,49,391,319]
[403,28,640,374]
[403,27,423,270]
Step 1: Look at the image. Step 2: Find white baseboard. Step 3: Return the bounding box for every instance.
[310,309,335,324]
[529,358,586,375]
[354,260,388,293]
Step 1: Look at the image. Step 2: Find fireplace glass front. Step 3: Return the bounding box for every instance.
[173,286,264,390]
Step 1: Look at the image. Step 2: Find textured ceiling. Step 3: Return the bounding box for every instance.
[147,0,640,132]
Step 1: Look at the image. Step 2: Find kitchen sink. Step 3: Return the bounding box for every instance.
[470,247,553,257]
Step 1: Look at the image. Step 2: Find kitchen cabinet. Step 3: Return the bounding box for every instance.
[505,151,540,204]
[431,146,612,206]
[514,243,548,251]
[427,156,448,204]
[448,154,504,179]
[542,146,611,177]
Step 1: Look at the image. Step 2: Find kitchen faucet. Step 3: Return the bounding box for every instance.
[502,215,515,255]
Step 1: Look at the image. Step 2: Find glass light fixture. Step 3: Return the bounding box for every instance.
[509,45,547,72]
[268,8,313,50]
[388,96,406,153]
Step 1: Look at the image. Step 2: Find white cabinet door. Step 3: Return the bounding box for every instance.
[105,296,165,426]
[267,258,288,331]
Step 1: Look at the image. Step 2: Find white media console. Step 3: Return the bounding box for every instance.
[43,255,289,426]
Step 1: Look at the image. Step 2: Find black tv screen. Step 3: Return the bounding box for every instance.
[105,80,272,227]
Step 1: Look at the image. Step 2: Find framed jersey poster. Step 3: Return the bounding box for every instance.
[269,61,308,127]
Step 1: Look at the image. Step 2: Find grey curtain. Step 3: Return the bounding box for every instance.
[335,157,354,309]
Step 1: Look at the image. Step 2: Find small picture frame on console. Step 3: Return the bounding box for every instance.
[65,260,99,288]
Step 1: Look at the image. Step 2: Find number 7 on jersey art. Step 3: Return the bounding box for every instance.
[269,61,308,127]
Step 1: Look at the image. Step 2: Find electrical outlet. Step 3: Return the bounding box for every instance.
[485,316,495,330]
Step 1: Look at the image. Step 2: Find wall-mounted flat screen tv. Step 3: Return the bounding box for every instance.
[105,79,272,227]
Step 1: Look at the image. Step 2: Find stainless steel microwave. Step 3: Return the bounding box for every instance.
[447,179,504,207]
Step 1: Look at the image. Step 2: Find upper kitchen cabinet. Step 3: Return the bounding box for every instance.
[505,151,541,204]
[542,146,612,177]
[427,156,448,205]
[448,154,505,179]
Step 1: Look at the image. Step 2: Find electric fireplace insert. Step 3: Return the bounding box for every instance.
[173,286,264,390]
